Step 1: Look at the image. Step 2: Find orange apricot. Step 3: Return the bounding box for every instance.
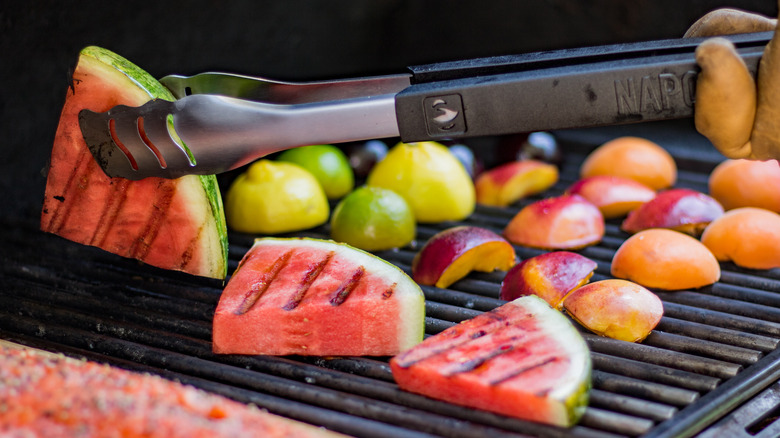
[708,159,780,212]
[611,228,720,290]
[580,137,677,190]
[701,207,780,270]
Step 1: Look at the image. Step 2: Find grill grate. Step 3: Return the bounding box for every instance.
[4,132,780,437]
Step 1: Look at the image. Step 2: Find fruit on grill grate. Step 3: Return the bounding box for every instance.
[708,159,780,213]
[503,194,605,250]
[474,159,559,207]
[0,345,346,437]
[411,226,516,289]
[611,228,721,290]
[563,279,663,343]
[566,175,656,219]
[225,160,329,234]
[701,207,780,270]
[499,251,597,309]
[40,46,228,279]
[212,237,425,356]
[390,295,591,427]
[621,188,724,236]
[580,136,677,190]
[276,144,355,200]
[367,141,475,223]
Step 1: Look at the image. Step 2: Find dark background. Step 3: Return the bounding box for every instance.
[2,0,777,222]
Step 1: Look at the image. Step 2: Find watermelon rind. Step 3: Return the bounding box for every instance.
[41,46,228,279]
[80,46,229,275]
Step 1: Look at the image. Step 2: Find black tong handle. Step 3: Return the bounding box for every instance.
[396,32,771,142]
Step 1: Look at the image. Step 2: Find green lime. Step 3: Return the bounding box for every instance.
[277,145,355,199]
[226,160,329,234]
[330,186,416,251]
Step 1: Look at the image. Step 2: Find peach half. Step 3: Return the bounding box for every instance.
[580,136,677,190]
[503,194,605,250]
[566,175,656,219]
[499,251,598,309]
[475,160,559,207]
[611,229,720,290]
[412,226,516,288]
[563,279,663,343]
[708,159,780,213]
[621,188,724,236]
[701,207,780,270]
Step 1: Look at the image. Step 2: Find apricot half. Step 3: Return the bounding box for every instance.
[580,137,677,190]
[708,159,780,213]
[499,251,598,309]
[563,279,663,343]
[621,188,724,236]
[611,228,720,290]
[475,160,559,207]
[701,207,780,270]
[412,226,516,288]
[503,194,605,250]
[567,175,656,219]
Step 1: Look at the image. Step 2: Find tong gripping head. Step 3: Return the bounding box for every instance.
[78,99,197,180]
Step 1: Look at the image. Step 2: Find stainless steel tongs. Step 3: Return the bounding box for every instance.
[79,32,771,180]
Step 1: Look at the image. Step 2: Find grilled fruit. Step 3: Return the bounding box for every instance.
[500,251,598,309]
[503,194,604,250]
[566,175,656,219]
[580,136,677,190]
[212,237,425,356]
[412,226,516,289]
[621,188,724,236]
[701,207,780,270]
[611,228,721,290]
[563,279,664,343]
[708,159,780,213]
[40,46,227,279]
[474,160,559,207]
[0,345,346,437]
[390,295,591,427]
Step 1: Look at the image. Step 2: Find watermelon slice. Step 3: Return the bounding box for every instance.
[0,344,346,437]
[390,295,591,427]
[212,237,425,356]
[40,46,228,279]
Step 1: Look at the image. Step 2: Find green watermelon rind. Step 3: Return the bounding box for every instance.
[244,236,426,350]
[512,295,592,426]
[80,46,229,277]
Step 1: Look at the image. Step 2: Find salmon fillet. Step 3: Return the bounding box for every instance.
[0,345,346,438]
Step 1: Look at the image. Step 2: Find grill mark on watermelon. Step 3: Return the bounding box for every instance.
[177,224,203,271]
[282,251,334,311]
[393,311,517,368]
[90,177,132,247]
[329,266,365,306]
[487,356,560,386]
[235,249,294,315]
[130,180,176,261]
[45,146,93,234]
[382,283,397,300]
[439,342,518,376]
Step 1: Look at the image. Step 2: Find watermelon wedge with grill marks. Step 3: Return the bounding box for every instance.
[40,46,228,279]
[212,237,425,356]
[390,295,591,427]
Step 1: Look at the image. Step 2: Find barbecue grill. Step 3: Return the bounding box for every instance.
[3,117,780,437]
[6,1,780,437]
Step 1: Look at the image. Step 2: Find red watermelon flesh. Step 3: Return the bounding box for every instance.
[213,237,425,356]
[40,46,227,279]
[390,295,591,427]
[0,344,346,437]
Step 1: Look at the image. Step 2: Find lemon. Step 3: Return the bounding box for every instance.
[226,160,329,234]
[367,141,475,223]
[330,186,416,251]
[276,145,355,199]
